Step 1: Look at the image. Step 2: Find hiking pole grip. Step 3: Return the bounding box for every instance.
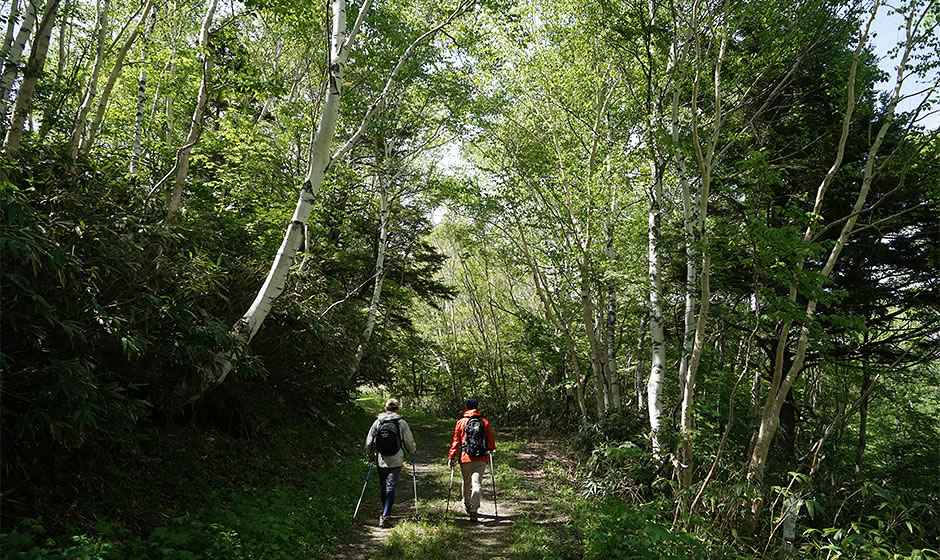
[353,461,374,519]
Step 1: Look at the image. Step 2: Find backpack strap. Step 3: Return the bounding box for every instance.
[396,418,404,452]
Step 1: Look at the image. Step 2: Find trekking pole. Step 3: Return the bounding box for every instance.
[353,461,374,519]
[445,462,455,514]
[488,452,498,517]
[411,453,419,519]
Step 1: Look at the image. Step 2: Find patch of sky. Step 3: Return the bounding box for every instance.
[867,3,939,130]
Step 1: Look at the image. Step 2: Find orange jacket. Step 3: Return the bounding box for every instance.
[448,409,496,463]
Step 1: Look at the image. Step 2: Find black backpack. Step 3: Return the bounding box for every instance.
[374,418,403,456]
[462,416,487,458]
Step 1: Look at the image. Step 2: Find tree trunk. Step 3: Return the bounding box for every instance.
[605,217,621,410]
[130,0,157,174]
[749,0,909,486]
[677,0,724,490]
[484,256,508,400]
[349,143,392,379]
[82,0,153,153]
[54,0,66,81]
[3,0,58,155]
[180,0,469,402]
[646,156,666,457]
[518,223,589,428]
[164,0,217,220]
[580,254,607,419]
[0,0,20,63]
[855,349,870,482]
[68,0,109,160]
[0,0,40,125]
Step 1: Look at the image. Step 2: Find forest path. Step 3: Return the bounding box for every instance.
[325,414,575,560]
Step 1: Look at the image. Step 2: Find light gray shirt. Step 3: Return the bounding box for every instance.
[364,412,417,468]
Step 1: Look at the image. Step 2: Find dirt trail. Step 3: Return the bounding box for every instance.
[325,419,571,560]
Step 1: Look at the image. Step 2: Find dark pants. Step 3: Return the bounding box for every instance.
[378,466,401,517]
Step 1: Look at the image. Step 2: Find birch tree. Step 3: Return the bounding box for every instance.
[81,0,155,154]
[349,139,394,378]
[68,0,109,160]
[130,0,157,173]
[747,0,938,494]
[162,0,217,220]
[1,0,20,61]
[183,0,472,399]
[3,0,58,155]
[0,0,41,126]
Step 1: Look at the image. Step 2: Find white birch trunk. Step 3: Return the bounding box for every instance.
[671,17,696,409]
[130,1,157,174]
[182,0,470,401]
[182,0,372,399]
[68,0,108,160]
[3,0,57,154]
[54,0,65,82]
[164,63,174,143]
[634,313,647,412]
[232,0,362,340]
[678,0,724,490]
[164,0,216,219]
[0,0,40,123]
[579,249,608,418]
[82,0,153,153]
[0,0,19,63]
[646,156,666,458]
[349,149,391,378]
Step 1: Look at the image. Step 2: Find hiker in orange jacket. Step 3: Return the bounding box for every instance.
[447,398,496,522]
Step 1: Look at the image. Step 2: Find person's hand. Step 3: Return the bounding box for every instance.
[448,458,455,468]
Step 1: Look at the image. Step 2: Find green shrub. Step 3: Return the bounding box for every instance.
[578,498,737,560]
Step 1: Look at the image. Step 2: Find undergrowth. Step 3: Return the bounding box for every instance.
[0,396,383,559]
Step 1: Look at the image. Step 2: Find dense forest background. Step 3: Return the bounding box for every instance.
[1,0,938,557]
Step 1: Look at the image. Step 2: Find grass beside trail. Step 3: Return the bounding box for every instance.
[1,394,388,559]
[2,395,593,560]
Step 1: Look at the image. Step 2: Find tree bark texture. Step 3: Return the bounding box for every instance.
[646,156,666,458]
[3,0,58,154]
[130,0,158,173]
[0,0,40,125]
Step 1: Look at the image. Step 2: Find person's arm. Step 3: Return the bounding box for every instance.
[485,419,496,452]
[364,420,378,455]
[402,420,417,454]
[448,419,463,465]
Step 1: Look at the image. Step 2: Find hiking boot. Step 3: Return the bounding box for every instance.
[468,512,478,522]
[379,515,388,528]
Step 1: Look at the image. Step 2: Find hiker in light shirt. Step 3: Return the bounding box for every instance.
[365,398,416,528]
